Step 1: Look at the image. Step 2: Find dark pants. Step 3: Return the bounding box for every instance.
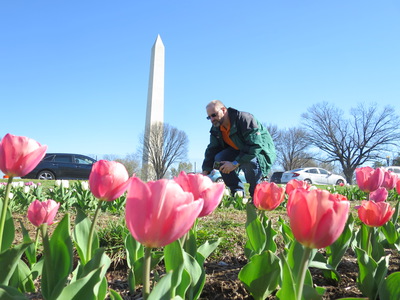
[214,148,262,197]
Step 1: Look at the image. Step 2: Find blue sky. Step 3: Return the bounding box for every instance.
[1,0,400,174]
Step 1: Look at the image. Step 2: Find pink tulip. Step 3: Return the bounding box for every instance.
[357,200,395,227]
[0,133,47,177]
[397,179,400,195]
[89,160,130,201]
[287,189,349,249]
[285,179,311,195]
[27,199,60,227]
[355,166,384,193]
[369,187,388,202]
[125,177,204,248]
[381,170,398,190]
[253,181,285,211]
[174,171,224,217]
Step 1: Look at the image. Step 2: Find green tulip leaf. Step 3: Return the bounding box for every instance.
[125,233,144,268]
[108,288,124,300]
[41,213,73,300]
[238,250,280,300]
[265,218,277,253]
[245,203,266,255]
[130,252,163,287]
[276,251,296,300]
[165,240,205,299]
[391,201,399,223]
[287,241,315,286]
[165,240,186,297]
[0,284,27,300]
[9,260,35,293]
[0,242,31,286]
[355,223,370,254]
[379,271,400,300]
[127,269,135,294]
[72,208,99,265]
[183,251,203,299]
[0,202,14,252]
[148,271,175,300]
[125,234,163,287]
[165,240,184,271]
[183,228,198,258]
[72,248,111,299]
[277,216,294,247]
[303,284,325,299]
[56,266,106,300]
[196,238,221,266]
[244,240,256,259]
[18,220,36,267]
[355,247,389,300]
[30,259,43,281]
[381,221,398,246]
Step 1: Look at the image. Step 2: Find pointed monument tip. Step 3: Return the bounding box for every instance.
[154,35,164,47]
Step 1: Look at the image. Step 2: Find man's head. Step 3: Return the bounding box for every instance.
[206,100,227,127]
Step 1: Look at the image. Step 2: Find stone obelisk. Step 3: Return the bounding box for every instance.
[142,35,165,181]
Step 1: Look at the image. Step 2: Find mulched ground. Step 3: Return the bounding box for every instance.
[103,247,399,299]
[14,211,400,299]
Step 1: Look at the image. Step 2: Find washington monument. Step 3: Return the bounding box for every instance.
[142,35,165,180]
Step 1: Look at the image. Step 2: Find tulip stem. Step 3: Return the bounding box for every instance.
[143,247,152,299]
[259,210,266,225]
[296,246,312,300]
[0,176,13,251]
[86,200,103,263]
[34,228,40,260]
[367,226,373,256]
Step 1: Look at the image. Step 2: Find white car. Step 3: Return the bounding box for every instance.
[280,167,346,185]
[385,166,400,177]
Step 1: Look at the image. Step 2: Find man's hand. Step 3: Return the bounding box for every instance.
[220,161,238,174]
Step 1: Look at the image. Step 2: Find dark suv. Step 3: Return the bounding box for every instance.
[22,153,97,180]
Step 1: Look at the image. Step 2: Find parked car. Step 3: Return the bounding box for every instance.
[270,171,284,184]
[21,153,97,180]
[280,167,346,185]
[385,166,400,177]
[208,169,268,183]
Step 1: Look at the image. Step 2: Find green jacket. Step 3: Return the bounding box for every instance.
[202,107,276,176]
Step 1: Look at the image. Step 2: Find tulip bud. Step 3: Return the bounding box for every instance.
[89,160,130,201]
[0,133,47,177]
[27,199,60,227]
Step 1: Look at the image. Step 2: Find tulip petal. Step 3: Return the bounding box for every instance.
[126,177,203,248]
[287,189,349,249]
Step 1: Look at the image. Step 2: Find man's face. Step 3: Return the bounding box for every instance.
[206,106,225,127]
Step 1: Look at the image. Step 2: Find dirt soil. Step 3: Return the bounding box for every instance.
[105,247,400,300]
[14,212,400,300]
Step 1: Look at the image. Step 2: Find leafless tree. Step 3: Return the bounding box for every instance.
[103,153,141,177]
[302,102,400,184]
[170,162,194,178]
[392,153,400,166]
[274,127,313,171]
[265,124,280,143]
[140,122,188,180]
